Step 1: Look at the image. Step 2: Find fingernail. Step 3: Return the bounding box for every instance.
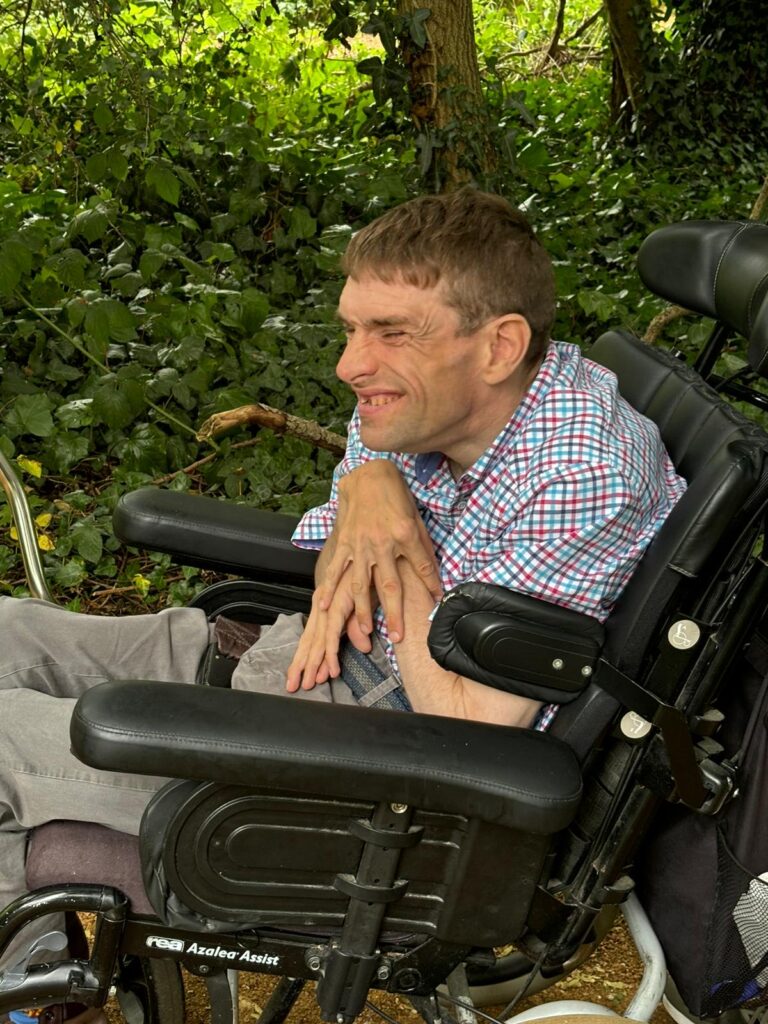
[390,631,401,643]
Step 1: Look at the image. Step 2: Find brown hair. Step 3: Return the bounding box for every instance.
[341,189,556,362]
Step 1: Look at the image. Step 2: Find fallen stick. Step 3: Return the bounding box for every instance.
[196,403,346,457]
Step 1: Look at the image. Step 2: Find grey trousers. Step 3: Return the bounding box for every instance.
[0,597,356,971]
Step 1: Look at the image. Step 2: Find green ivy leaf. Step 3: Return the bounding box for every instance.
[207,242,236,262]
[288,205,317,242]
[174,212,200,232]
[72,522,103,564]
[108,151,129,181]
[139,251,167,280]
[0,253,21,295]
[52,559,88,589]
[92,376,146,429]
[7,395,55,438]
[86,152,108,181]
[93,101,114,130]
[69,206,110,244]
[44,432,90,472]
[408,8,431,48]
[57,398,94,428]
[146,164,181,206]
[85,299,138,343]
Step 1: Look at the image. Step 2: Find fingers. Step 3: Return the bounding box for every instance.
[287,581,355,692]
[286,599,329,692]
[370,554,404,643]
[316,546,352,611]
[346,613,373,653]
[412,518,443,600]
[349,563,375,639]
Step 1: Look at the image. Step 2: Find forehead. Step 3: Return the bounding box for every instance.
[338,273,453,325]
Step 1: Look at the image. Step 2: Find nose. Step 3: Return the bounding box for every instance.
[336,332,378,384]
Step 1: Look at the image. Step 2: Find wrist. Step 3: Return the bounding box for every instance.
[338,459,400,496]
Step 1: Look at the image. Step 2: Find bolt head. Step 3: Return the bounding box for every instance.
[552,658,564,670]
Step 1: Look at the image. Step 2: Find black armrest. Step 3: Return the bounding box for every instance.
[71,680,582,836]
[113,487,318,585]
[428,583,605,704]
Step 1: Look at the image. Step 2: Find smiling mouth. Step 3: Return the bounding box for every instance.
[358,394,400,409]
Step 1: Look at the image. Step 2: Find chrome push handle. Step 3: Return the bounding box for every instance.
[0,445,53,602]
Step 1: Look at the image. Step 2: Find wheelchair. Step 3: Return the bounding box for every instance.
[2,218,768,1024]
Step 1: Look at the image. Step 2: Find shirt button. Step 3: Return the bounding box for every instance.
[456,498,467,511]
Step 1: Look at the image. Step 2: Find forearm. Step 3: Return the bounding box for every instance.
[395,564,542,728]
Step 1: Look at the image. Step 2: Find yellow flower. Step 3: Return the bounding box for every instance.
[132,573,151,597]
[16,456,42,479]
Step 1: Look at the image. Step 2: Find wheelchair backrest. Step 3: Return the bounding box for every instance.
[552,221,768,753]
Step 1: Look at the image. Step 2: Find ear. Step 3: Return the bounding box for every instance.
[481,314,532,385]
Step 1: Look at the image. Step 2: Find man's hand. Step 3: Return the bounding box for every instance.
[316,461,442,643]
[286,565,372,692]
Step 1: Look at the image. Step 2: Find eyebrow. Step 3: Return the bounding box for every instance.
[335,312,414,329]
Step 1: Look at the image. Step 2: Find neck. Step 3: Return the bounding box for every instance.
[447,357,541,478]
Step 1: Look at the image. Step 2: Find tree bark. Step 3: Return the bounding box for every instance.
[604,0,654,129]
[395,0,491,189]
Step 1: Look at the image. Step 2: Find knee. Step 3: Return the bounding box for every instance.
[0,597,52,649]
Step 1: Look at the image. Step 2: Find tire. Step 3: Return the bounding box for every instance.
[114,955,185,1024]
[465,906,619,1007]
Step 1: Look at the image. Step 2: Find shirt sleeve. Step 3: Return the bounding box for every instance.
[460,461,678,622]
[291,410,394,550]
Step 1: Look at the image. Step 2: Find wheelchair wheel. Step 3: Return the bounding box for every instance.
[465,905,618,1007]
[114,954,185,1024]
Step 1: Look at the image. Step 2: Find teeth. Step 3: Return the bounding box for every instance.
[363,396,397,407]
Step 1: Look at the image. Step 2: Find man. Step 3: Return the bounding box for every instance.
[0,189,685,1021]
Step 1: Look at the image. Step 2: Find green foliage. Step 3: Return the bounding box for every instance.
[1,0,766,605]
[0,0,418,602]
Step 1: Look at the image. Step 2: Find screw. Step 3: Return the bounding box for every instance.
[198,964,211,975]
[552,658,564,670]
[307,954,322,971]
[390,802,408,813]
[581,665,593,677]
[377,963,391,981]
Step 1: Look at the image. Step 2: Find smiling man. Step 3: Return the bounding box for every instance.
[0,190,685,1014]
[274,189,686,726]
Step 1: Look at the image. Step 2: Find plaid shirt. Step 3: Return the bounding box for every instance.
[293,341,686,729]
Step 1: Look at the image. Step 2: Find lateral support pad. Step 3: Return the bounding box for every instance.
[71,681,582,836]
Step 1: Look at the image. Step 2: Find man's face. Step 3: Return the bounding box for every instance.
[336,274,506,473]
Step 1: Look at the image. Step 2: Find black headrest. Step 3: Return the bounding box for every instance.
[638,220,768,375]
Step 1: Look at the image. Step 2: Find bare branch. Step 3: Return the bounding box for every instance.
[197,403,346,456]
[537,0,567,71]
[750,173,768,221]
[565,7,603,44]
[643,304,692,344]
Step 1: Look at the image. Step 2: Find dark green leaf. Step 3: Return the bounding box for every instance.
[7,395,55,438]
[146,164,181,206]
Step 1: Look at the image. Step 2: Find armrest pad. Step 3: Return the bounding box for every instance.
[113,487,318,585]
[71,681,582,836]
[428,583,605,704]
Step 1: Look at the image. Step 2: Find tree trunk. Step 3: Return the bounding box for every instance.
[604,0,654,130]
[395,0,491,190]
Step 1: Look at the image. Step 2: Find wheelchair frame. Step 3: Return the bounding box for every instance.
[2,219,768,1024]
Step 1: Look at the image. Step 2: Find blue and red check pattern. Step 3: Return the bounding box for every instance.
[293,342,686,730]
